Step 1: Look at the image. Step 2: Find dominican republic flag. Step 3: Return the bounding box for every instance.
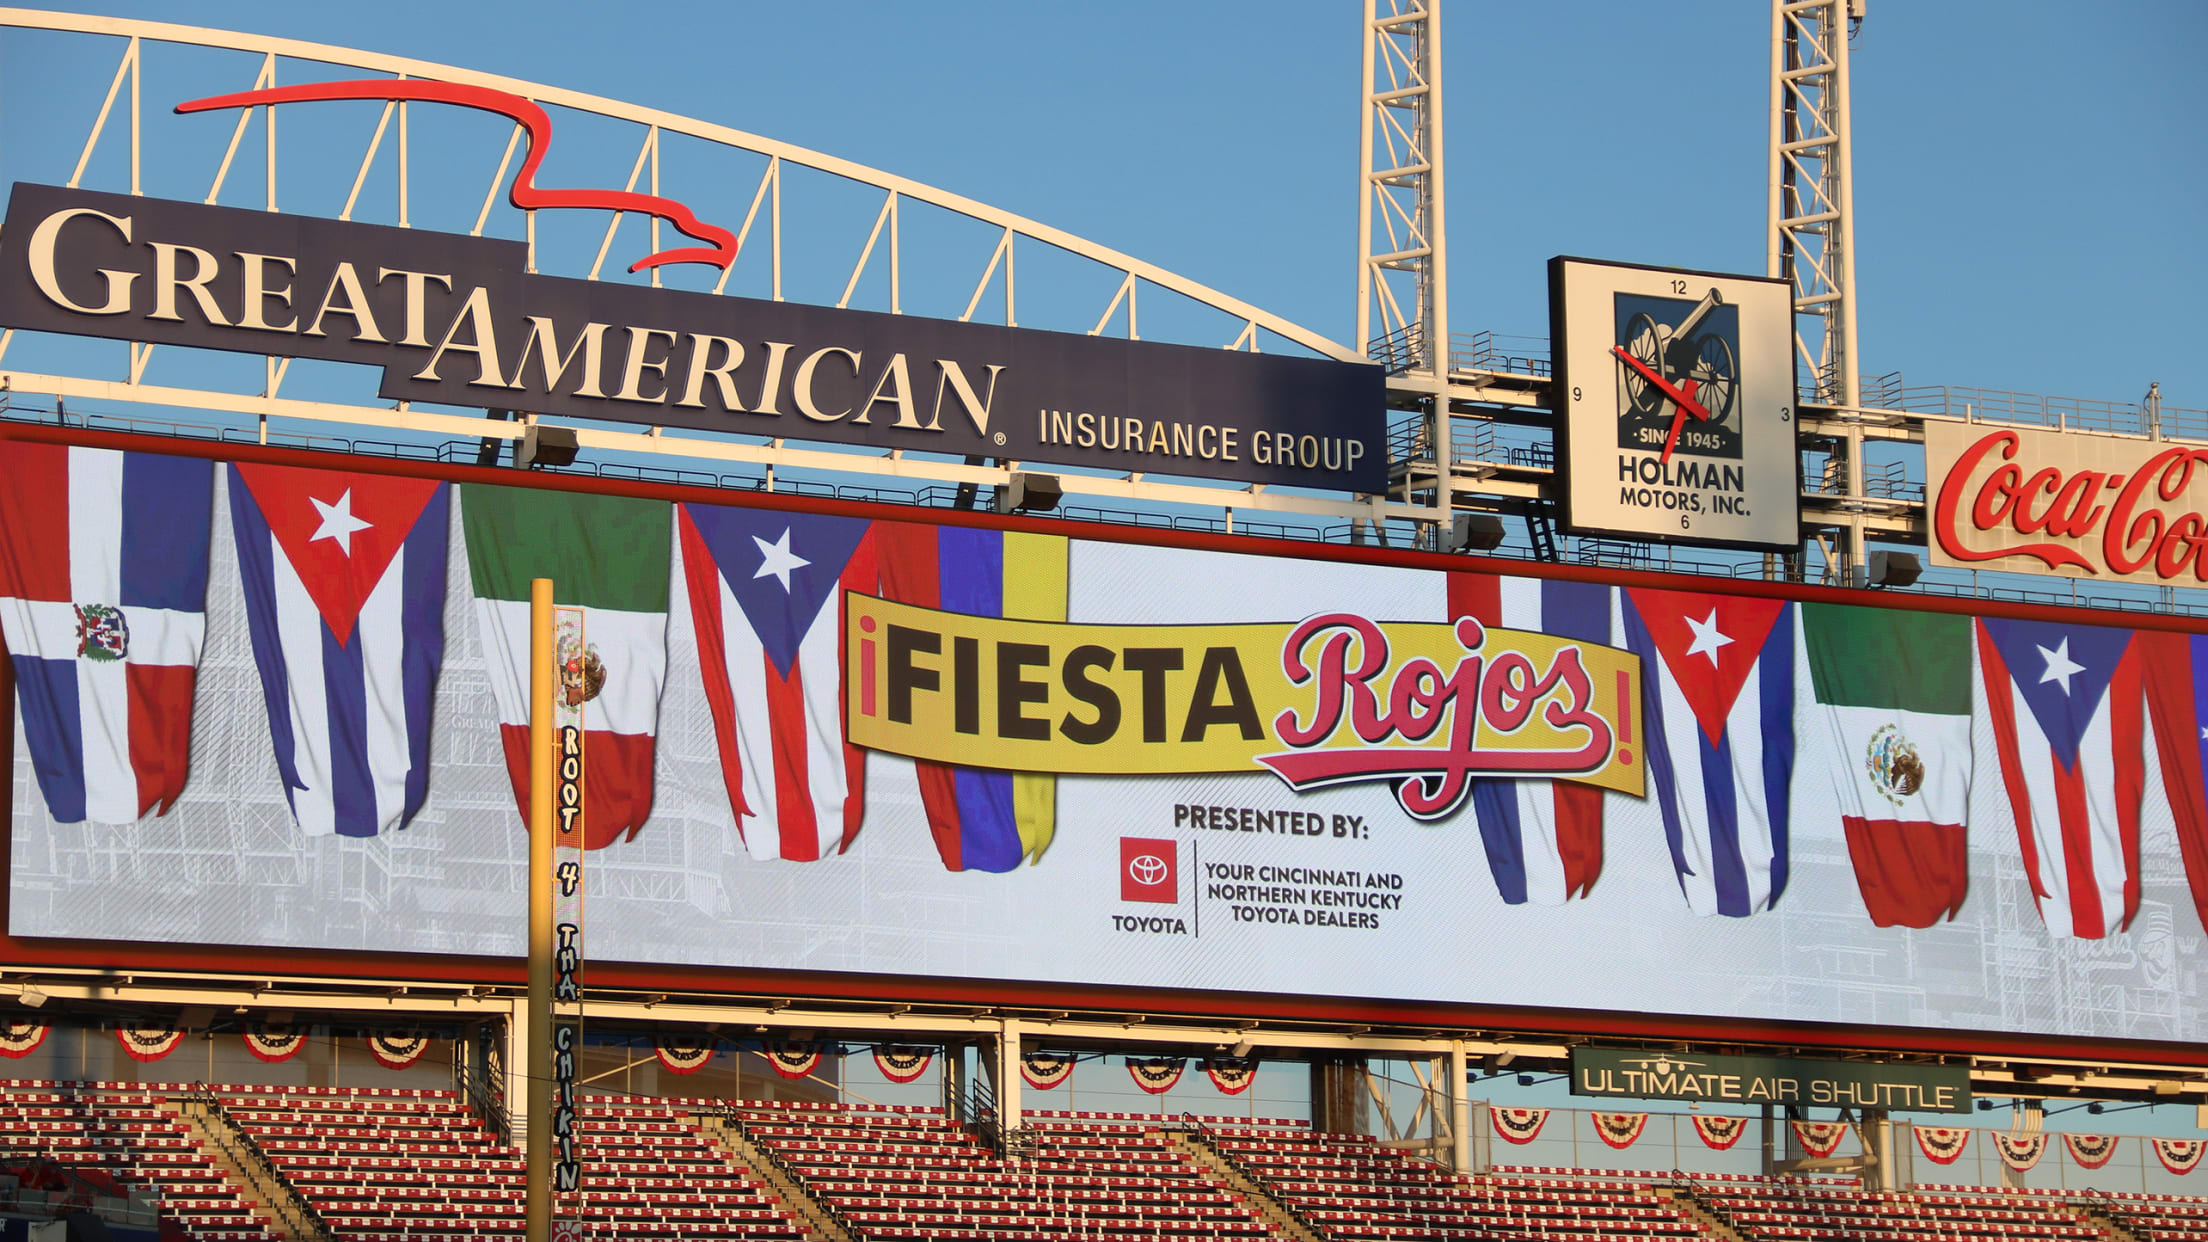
[2138,630,2208,937]
[0,444,212,824]
[1621,587,1794,917]
[229,464,448,837]
[464,484,669,849]
[1977,617,2144,939]
[1448,572,1610,905]
[874,522,1068,872]
[678,503,879,862]
[1798,603,1975,928]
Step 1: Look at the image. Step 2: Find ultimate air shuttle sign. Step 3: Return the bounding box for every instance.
[0,181,1385,491]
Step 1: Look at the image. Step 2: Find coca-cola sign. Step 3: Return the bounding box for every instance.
[1926,421,2208,583]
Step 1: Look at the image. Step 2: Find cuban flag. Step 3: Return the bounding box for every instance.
[229,464,449,837]
[1976,617,2144,939]
[678,503,879,862]
[0,444,212,824]
[1621,588,1794,917]
[1448,572,1611,905]
[2138,630,2208,937]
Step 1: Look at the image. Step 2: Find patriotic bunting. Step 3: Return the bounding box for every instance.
[1491,1107,1549,1145]
[2153,1138,2204,1175]
[657,1033,715,1075]
[1127,1056,1185,1095]
[1204,1056,1257,1095]
[1591,1112,1648,1149]
[1692,1115,1748,1151]
[764,1040,821,1080]
[1021,1050,1074,1090]
[1791,1120,1849,1158]
[0,1021,47,1059]
[2064,1133,2117,1170]
[116,1025,184,1063]
[243,1025,306,1063]
[1994,1132,2047,1173]
[1913,1125,1969,1165]
[367,1032,430,1070]
[872,1047,932,1084]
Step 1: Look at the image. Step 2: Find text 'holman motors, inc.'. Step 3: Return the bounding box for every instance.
[0,182,1387,491]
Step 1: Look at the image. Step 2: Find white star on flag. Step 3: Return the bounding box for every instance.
[751,527,810,591]
[2036,637,2086,694]
[1683,609,1733,666]
[308,489,374,554]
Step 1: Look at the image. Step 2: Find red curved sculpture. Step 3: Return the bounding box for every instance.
[176,79,739,273]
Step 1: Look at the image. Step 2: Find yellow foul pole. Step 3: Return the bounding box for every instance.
[525,577,555,1242]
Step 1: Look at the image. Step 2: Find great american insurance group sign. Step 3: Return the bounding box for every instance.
[0,179,1386,492]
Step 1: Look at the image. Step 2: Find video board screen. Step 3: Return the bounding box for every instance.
[5,433,2204,1048]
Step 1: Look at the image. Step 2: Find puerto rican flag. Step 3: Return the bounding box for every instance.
[0,444,212,824]
[678,504,878,862]
[229,464,449,837]
[1449,572,1611,905]
[1621,588,1794,917]
[1976,617,2143,939]
[2138,630,2208,937]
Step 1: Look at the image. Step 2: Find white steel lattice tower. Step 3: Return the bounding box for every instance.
[1356,0,1447,376]
[1768,0,1862,409]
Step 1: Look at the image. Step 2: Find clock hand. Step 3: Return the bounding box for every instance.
[1612,345,1711,423]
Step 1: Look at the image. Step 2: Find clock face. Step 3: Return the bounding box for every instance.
[1549,258,1799,551]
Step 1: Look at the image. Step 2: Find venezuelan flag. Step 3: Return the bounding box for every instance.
[875,522,1068,871]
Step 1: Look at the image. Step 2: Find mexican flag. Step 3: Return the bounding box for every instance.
[1798,602,1974,928]
[462,484,671,849]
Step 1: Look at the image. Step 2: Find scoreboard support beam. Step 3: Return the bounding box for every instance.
[524,577,555,1242]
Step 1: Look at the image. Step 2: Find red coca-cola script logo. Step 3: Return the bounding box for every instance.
[1256,614,1616,820]
[1932,429,2208,581]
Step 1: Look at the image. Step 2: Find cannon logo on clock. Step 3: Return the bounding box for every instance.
[1612,286,1742,462]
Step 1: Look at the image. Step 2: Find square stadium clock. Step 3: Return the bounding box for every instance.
[1548,257,1800,551]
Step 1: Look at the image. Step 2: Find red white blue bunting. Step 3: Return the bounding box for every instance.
[2153,1138,2204,1175]
[367,1032,430,1070]
[1913,1125,1969,1165]
[243,1025,305,1063]
[1591,1112,1648,1149]
[872,1047,932,1084]
[1692,1115,1748,1151]
[1994,1132,2046,1173]
[0,1021,47,1059]
[657,1033,715,1075]
[1791,1121,1849,1158]
[1204,1056,1257,1096]
[764,1040,821,1080]
[1127,1056,1185,1095]
[1021,1050,1074,1090]
[116,1025,184,1063]
[1491,1107,1549,1145]
[2064,1133,2118,1170]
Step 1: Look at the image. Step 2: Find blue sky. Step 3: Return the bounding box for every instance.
[21,0,2206,410]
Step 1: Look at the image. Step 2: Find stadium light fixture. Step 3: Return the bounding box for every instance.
[1855,550,1922,589]
[11,986,44,1009]
[1445,513,1506,553]
[515,422,581,470]
[1230,1040,1255,1059]
[996,472,1064,515]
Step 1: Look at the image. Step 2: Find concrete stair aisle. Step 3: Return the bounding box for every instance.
[1651,1182,1750,1242]
[692,1111,855,1242]
[169,1096,329,1242]
[2068,1198,2146,1242]
[1156,1127,1324,1242]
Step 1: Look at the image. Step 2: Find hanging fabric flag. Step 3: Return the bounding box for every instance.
[1799,603,1974,927]
[116,1025,183,1063]
[678,504,878,861]
[1451,573,1611,904]
[657,1033,714,1075]
[1994,1132,2047,1173]
[367,1032,430,1070]
[1491,1107,1549,1145]
[2153,1138,2204,1175]
[1204,1056,1257,1095]
[1021,1050,1074,1090]
[872,1046,932,1084]
[1692,1115,1748,1151]
[1591,1112,1648,1149]
[1791,1120,1849,1158]
[230,464,448,836]
[764,1040,820,1079]
[2064,1133,2118,1170]
[1913,1125,1970,1165]
[1127,1056,1185,1095]
[1621,588,1795,916]
[463,485,670,848]
[242,1024,305,1063]
[2136,630,2208,937]
[1977,618,2144,938]
[0,443,212,824]
[875,523,1069,871]
[0,1021,47,1059]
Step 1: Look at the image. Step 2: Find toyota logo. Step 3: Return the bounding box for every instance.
[1128,854,1169,886]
